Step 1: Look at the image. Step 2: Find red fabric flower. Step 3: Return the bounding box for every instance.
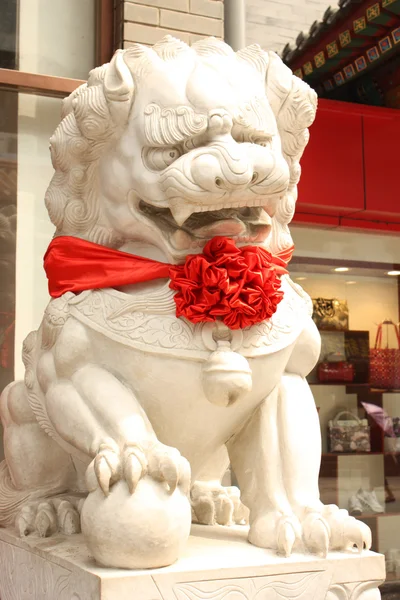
[169,237,286,330]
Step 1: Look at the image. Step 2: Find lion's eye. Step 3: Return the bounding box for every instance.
[250,135,273,148]
[144,147,182,170]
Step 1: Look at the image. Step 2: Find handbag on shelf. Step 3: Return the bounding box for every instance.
[312,298,349,331]
[318,359,355,383]
[328,410,371,453]
[370,321,400,390]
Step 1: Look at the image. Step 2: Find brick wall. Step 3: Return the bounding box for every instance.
[123,0,224,47]
[246,0,330,54]
[121,0,330,53]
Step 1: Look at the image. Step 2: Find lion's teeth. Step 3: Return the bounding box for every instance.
[169,198,268,221]
[169,205,194,226]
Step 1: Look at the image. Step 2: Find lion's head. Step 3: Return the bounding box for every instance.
[46,36,317,262]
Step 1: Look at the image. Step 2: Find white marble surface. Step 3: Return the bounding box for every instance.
[0,36,370,571]
[0,524,385,599]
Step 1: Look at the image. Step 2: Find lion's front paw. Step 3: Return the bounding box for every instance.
[191,482,249,526]
[301,505,372,556]
[87,440,190,497]
[324,505,372,552]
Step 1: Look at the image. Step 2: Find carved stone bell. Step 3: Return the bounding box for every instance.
[202,340,252,407]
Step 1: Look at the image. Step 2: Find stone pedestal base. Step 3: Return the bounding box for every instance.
[0,524,385,600]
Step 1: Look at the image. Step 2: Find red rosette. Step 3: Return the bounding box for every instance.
[169,237,285,330]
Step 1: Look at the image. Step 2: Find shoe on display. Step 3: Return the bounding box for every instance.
[348,494,363,516]
[356,488,385,514]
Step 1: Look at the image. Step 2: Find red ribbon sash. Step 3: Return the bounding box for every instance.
[44,236,171,298]
[44,236,294,330]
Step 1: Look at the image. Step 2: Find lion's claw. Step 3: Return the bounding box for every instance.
[214,493,234,525]
[56,500,81,535]
[343,517,364,552]
[249,513,301,556]
[192,494,215,524]
[228,486,249,525]
[338,515,371,552]
[15,497,81,538]
[319,505,372,552]
[16,505,35,537]
[87,440,190,497]
[191,483,248,526]
[123,445,147,494]
[94,444,121,496]
[94,455,113,496]
[277,519,297,558]
[147,443,190,495]
[35,501,57,537]
[302,512,330,557]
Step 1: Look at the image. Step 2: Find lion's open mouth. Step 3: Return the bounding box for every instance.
[138,199,272,250]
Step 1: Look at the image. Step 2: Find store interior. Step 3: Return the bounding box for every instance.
[288,235,400,580]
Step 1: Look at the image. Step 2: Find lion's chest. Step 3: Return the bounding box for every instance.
[64,277,311,473]
[83,326,294,477]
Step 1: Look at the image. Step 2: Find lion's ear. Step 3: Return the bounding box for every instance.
[104,50,134,102]
[103,50,135,124]
[264,51,317,252]
[265,52,317,175]
[265,52,293,116]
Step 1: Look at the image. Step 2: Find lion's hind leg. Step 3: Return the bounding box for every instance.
[0,380,79,536]
[227,386,302,557]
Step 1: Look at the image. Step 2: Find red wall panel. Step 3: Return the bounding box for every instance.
[297,105,365,215]
[363,113,400,218]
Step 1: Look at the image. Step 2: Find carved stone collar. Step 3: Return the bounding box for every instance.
[65,276,312,360]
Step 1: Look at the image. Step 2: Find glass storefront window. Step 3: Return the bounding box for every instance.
[0,89,17,394]
[291,225,400,584]
[0,0,18,69]
[0,90,62,397]
[15,93,63,378]
[0,0,96,79]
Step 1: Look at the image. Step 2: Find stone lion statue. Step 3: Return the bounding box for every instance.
[0,36,371,569]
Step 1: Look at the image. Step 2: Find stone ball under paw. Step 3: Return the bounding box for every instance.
[81,477,191,569]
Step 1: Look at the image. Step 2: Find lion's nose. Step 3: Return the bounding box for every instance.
[190,150,255,192]
[215,172,259,189]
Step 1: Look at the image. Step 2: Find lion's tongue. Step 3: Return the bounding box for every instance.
[192,219,246,238]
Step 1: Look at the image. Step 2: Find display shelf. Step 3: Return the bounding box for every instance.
[308,381,369,394]
[322,452,400,457]
[353,512,400,520]
[322,452,384,457]
[347,385,400,394]
[309,382,400,394]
